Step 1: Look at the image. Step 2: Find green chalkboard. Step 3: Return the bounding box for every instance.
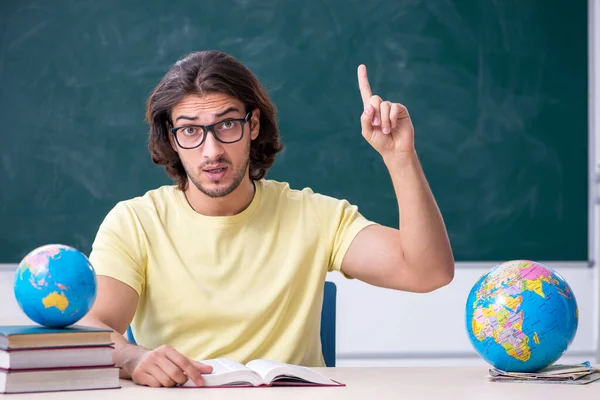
[0,0,588,263]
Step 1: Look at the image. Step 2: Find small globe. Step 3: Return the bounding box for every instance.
[14,244,97,328]
[465,260,578,372]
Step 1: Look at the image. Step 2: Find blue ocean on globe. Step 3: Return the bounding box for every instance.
[13,244,97,328]
[465,260,578,372]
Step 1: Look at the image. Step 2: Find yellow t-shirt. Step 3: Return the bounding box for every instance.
[89,179,375,367]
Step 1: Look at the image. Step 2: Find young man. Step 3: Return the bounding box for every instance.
[80,50,454,388]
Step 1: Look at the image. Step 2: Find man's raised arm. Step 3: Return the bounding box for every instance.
[340,64,454,293]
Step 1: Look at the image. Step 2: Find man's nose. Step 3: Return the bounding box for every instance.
[201,130,225,159]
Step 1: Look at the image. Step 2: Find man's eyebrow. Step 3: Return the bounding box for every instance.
[214,107,240,118]
[174,107,241,123]
[175,115,197,122]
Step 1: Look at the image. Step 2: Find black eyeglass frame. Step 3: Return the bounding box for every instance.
[169,112,252,149]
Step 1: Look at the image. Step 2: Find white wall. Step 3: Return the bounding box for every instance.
[0,268,31,326]
[0,262,597,367]
[329,265,596,366]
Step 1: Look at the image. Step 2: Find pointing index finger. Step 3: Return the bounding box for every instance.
[357,64,372,106]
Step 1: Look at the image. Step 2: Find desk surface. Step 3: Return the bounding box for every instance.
[7,366,600,399]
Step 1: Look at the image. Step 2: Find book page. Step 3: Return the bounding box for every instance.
[201,358,249,374]
[245,360,338,385]
[245,359,285,380]
[182,358,262,387]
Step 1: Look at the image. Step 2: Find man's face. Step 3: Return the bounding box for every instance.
[169,93,260,198]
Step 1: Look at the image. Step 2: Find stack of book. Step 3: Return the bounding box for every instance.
[0,325,120,394]
[488,361,600,385]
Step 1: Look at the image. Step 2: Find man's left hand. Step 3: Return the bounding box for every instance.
[358,64,415,158]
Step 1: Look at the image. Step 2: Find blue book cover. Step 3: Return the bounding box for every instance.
[0,325,112,337]
[0,325,113,349]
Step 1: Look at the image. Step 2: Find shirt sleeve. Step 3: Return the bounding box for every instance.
[88,201,147,295]
[312,193,377,277]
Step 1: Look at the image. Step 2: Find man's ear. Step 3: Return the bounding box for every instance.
[250,108,260,141]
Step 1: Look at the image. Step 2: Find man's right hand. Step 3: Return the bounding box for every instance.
[128,344,213,387]
[77,277,213,387]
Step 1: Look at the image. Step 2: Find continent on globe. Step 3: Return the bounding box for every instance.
[42,291,69,312]
[19,245,68,286]
[472,301,529,362]
[466,260,578,372]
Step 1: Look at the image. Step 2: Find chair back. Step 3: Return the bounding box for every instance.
[320,280,337,367]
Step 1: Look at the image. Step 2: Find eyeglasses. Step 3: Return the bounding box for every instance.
[170,112,251,149]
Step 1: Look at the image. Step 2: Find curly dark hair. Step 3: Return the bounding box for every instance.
[146,50,284,190]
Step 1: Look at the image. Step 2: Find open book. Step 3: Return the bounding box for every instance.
[182,358,344,388]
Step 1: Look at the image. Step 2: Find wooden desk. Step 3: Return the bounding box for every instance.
[6,366,599,399]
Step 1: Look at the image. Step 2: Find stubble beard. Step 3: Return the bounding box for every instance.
[186,150,250,199]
